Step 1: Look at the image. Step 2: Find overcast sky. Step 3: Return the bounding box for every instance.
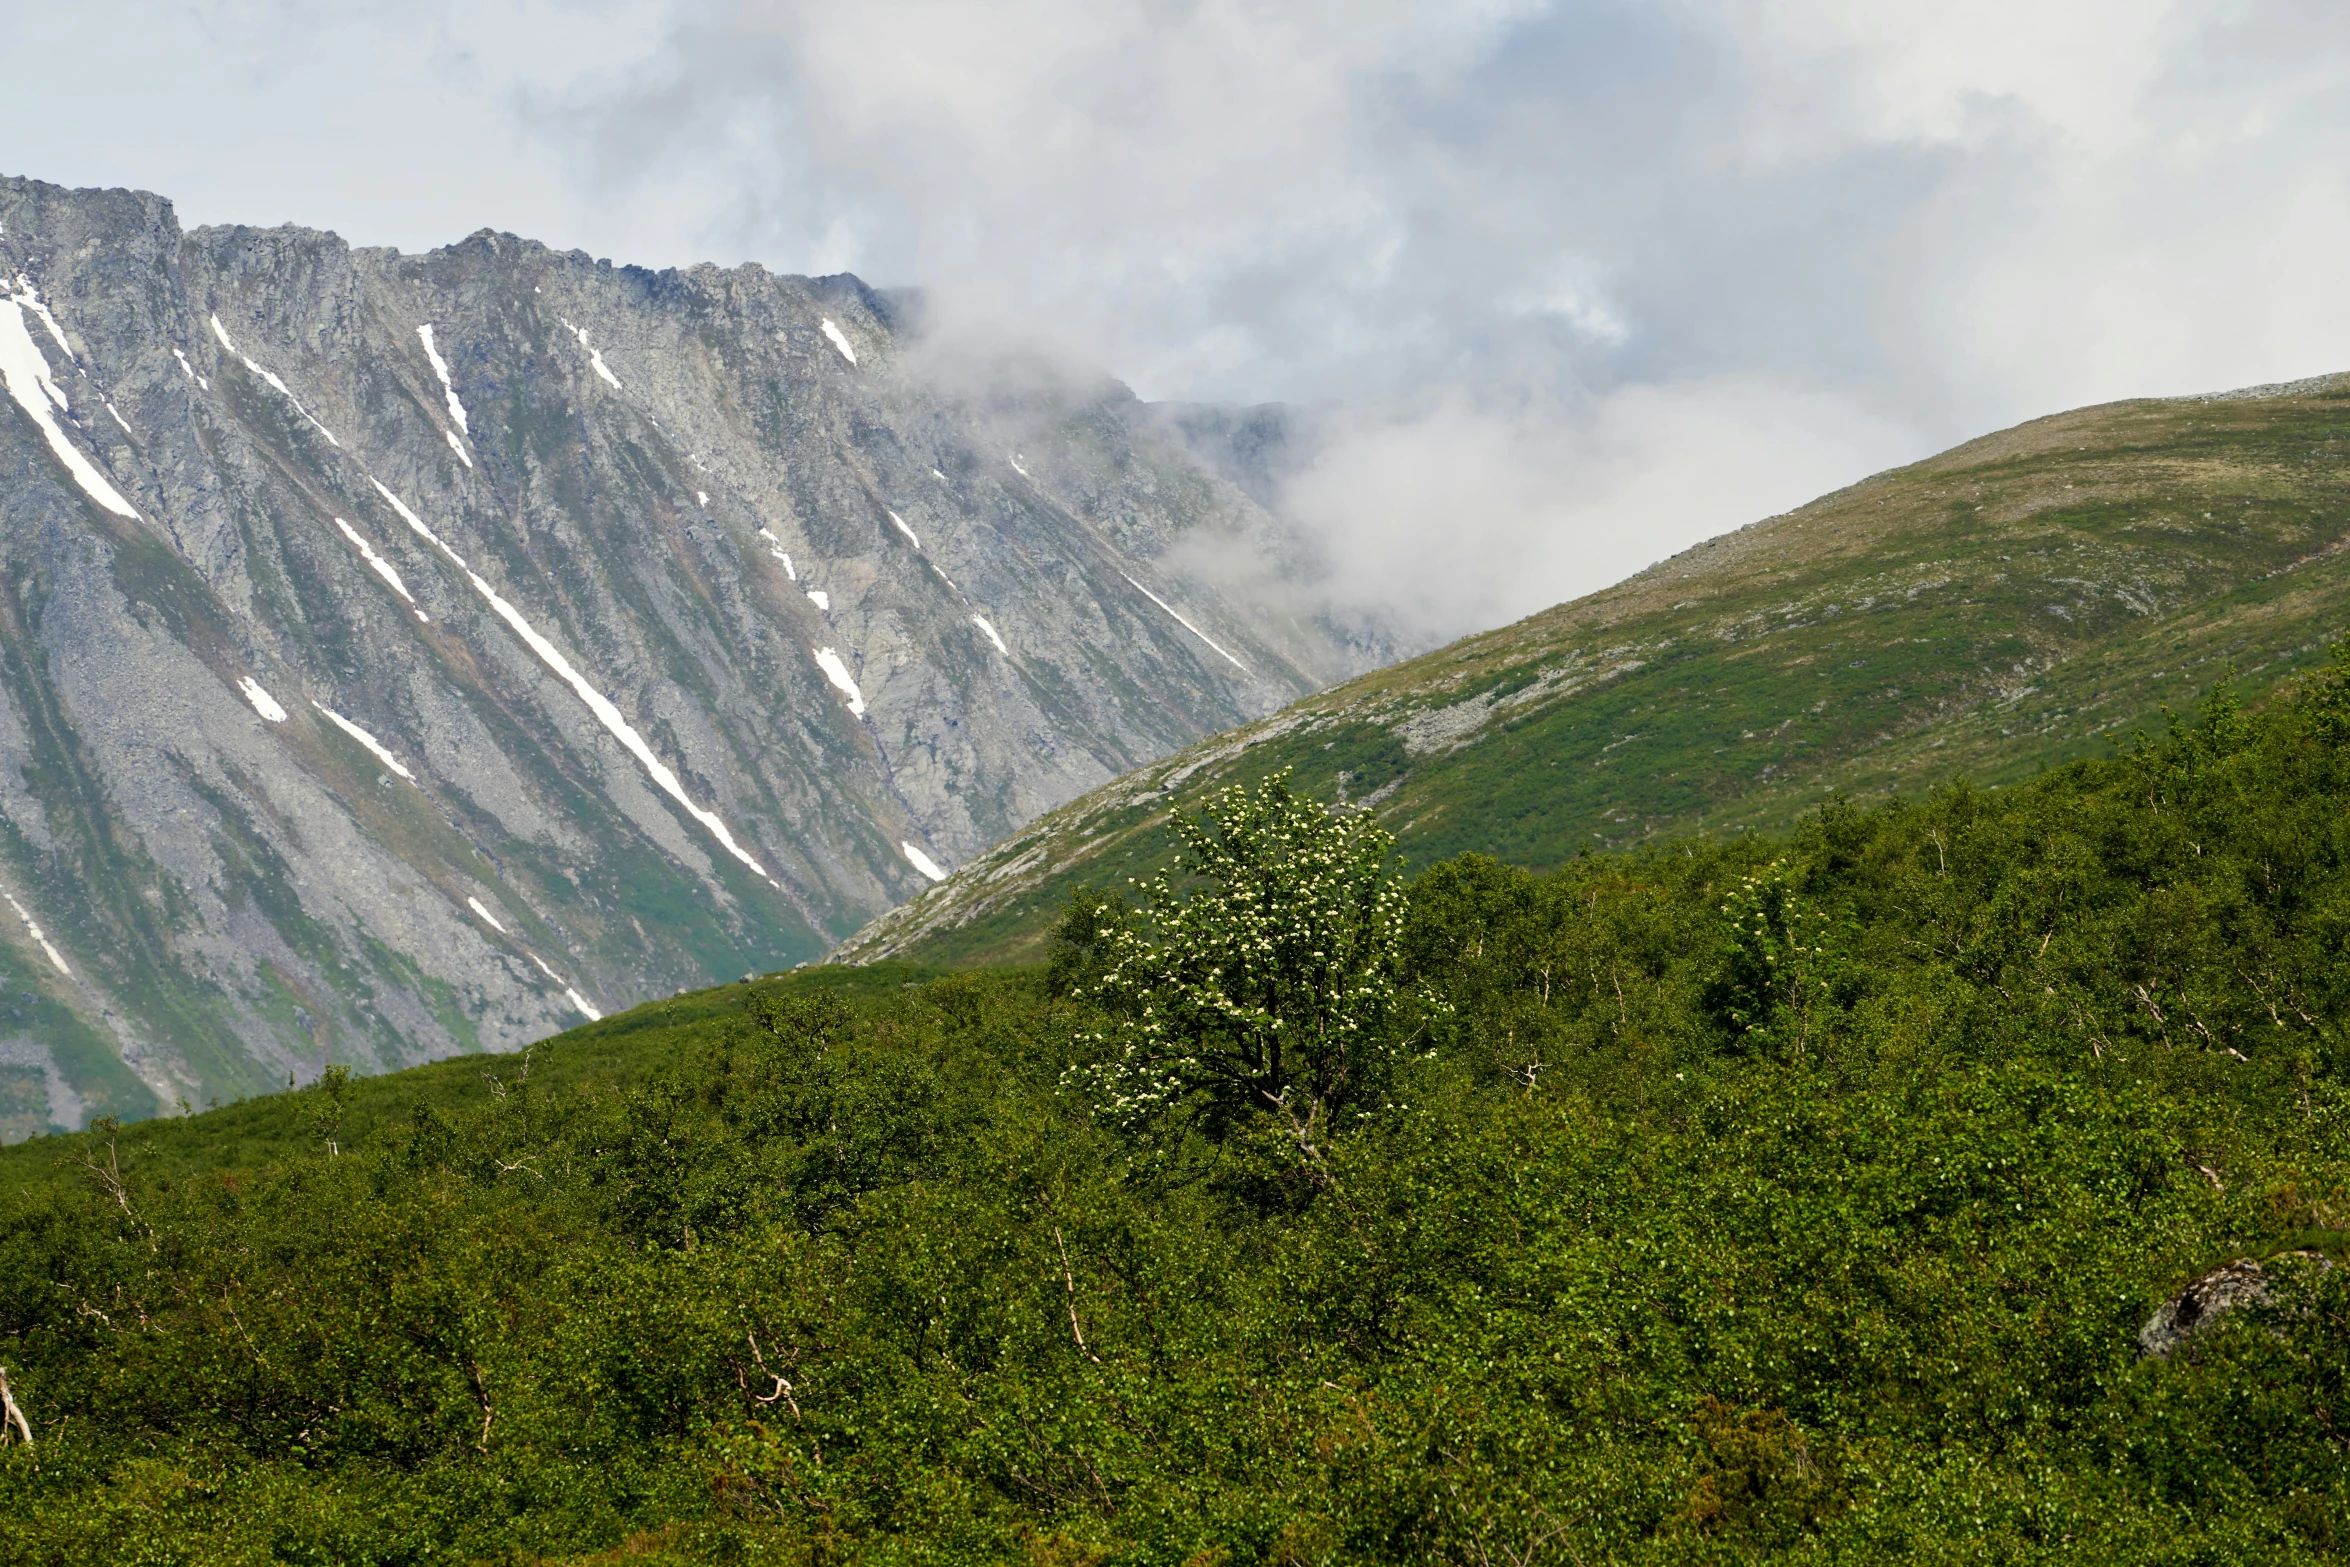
[10,1,2350,638]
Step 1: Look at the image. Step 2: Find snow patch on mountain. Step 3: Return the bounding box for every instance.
[239,677,288,723]
[1,888,70,977]
[9,279,71,358]
[238,352,341,447]
[369,479,467,568]
[0,296,141,519]
[416,324,470,433]
[333,517,425,618]
[562,320,622,389]
[813,647,865,717]
[462,565,772,883]
[312,701,416,782]
[1117,571,1252,676]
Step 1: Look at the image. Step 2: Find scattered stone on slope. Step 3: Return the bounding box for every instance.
[2139,1251,2335,1361]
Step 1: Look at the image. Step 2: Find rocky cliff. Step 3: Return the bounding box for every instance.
[0,174,1388,1131]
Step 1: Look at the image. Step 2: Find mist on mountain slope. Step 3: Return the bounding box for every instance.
[22,4,2350,650]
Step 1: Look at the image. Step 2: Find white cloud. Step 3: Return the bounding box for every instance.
[1282,377,1920,639]
[9,2,2350,647]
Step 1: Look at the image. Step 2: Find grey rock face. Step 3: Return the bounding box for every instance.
[0,174,1391,1127]
[2138,1251,2335,1360]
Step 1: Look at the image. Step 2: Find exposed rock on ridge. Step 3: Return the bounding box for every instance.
[0,174,1385,1130]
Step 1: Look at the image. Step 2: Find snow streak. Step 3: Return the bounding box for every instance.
[333,517,426,620]
[239,677,289,723]
[466,896,507,933]
[416,324,470,432]
[212,316,339,445]
[369,480,467,567]
[0,289,140,519]
[239,355,341,446]
[1116,571,1252,676]
[312,701,416,782]
[1,888,70,977]
[10,279,70,357]
[901,842,947,882]
[820,319,857,364]
[363,482,772,882]
[813,648,865,717]
[463,568,773,882]
[562,321,622,389]
[529,953,603,1021]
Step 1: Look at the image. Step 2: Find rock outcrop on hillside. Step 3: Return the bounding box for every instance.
[0,174,1388,1129]
[2139,1251,2337,1361]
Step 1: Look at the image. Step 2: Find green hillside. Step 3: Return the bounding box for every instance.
[0,675,2346,1561]
[840,376,2350,967]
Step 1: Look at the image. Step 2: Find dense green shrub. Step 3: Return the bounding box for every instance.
[2,656,2349,1562]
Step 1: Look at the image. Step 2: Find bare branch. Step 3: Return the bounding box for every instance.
[744,1329,804,1417]
[468,1359,493,1454]
[74,1123,156,1252]
[1054,1227,1103,1364]
[0,1366,30,1448]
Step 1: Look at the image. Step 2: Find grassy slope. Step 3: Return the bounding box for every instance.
[840,380,2350,967]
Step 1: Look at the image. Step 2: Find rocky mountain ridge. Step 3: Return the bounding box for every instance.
[0,173,1392,1132]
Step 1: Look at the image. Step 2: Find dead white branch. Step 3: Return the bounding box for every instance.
[0,1365,31,1447]
[744,1329,803,1417]
[467,1360,493,1454]
[1054,1227,1103,1364]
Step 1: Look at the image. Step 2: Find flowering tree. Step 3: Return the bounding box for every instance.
[1707,862,1846,1059]
[1068,772,1415,1142]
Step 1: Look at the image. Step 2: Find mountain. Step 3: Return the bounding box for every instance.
[838,376,2350,967]
[0,174,1400,1131]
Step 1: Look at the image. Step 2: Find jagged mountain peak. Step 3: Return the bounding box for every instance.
[0,171,1397,1133]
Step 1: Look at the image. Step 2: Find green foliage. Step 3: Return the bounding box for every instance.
[2,685,2350,1559]
[1705,861,1852,1058]
[296,1063,353,1156]
[1064,773,1421,1142]
[2300,637,2350,748]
